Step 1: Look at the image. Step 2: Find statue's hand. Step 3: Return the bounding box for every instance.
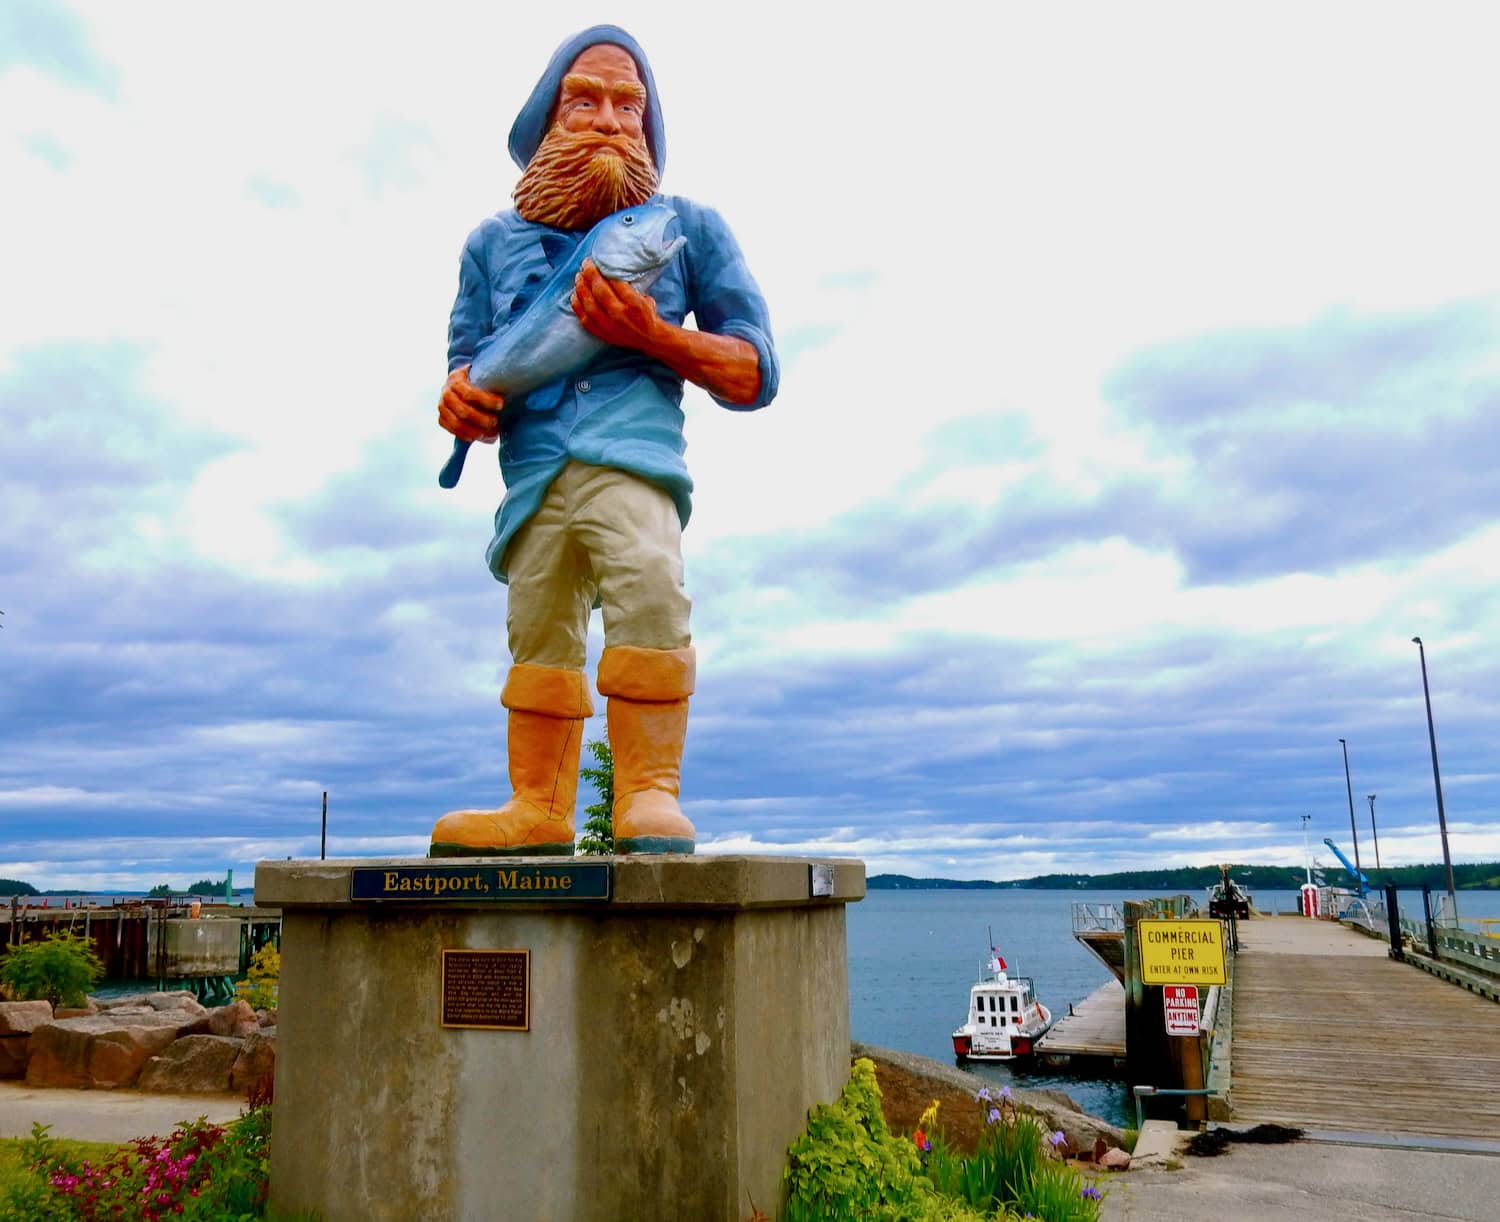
[571,259,664,353]
[438,366,504,443]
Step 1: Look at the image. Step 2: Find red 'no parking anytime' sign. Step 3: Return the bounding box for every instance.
[1163,984,1199,1036]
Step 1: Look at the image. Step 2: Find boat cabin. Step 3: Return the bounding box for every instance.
[969,974,1038,1030]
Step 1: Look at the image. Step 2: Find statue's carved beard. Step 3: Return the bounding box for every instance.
[513,126,659,230]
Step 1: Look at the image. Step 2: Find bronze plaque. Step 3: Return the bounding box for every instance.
[440,949,529,1031]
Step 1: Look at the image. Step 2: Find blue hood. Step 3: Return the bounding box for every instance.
[507,25,666,178]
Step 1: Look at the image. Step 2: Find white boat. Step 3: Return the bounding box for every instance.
[951,944,1054,1062]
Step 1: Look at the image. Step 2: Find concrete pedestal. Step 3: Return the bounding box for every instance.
[255,855,863,1222]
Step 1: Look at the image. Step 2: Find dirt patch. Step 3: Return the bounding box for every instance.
[868,1055,992,1154]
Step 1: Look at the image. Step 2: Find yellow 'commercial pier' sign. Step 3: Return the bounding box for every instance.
[1137,918,1227,985]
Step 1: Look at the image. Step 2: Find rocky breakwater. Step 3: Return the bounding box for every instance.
[0,1000,55,1078]
[14,992,276,1095]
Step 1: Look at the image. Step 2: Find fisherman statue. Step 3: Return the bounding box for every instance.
[430,26,778,857]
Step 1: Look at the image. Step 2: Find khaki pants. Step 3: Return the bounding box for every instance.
[503,462,692,669]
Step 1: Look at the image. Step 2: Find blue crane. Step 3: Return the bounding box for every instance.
[1323,837,1369,895]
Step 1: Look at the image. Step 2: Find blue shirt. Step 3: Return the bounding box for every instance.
[447,194,779,580]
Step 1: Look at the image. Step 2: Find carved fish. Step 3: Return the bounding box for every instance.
[438,202,686,488]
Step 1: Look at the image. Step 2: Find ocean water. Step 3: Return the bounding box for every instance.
[846,887,1500,1128]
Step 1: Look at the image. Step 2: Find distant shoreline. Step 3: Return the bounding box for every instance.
[868,867,1500,892]
[0,888,256,899]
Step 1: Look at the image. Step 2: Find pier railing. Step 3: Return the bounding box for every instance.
[1072,903,1124,934]
[1339,887,1500,988]
[1070,893,1198,936]
[1426,926,1500,978]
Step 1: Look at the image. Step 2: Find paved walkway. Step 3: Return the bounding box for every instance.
[0,1082,243,1144]
[1103,1137,1500,1220]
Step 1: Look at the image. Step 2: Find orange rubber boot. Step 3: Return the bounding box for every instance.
[598,645,696,855]
[429,665,593,857]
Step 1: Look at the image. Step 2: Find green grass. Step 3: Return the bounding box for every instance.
[1,1133,322,1221]
[1,1133,117,1202]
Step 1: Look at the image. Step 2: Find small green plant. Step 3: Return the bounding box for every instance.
[236,942,281,1010]
[783,1059,991,1222]
[0,1124,71,1219]
[0,929,103,1011]
[1012,1162,1106,1221]
[577,738,614,855]
[783,1070,1104,1222]
[941,1086,1104,1221]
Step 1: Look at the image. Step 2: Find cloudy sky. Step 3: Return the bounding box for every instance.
[3,1,1498,891]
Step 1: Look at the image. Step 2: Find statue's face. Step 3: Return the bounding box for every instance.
[556,45,646,146]
[512,42,656,229]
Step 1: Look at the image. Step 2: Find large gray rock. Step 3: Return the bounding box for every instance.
[230,1028,277,1093]
[138,1035,243,1094]
[25,1010,202,1089]
[99,991,207,1016]
[0,1001,55,1035]
[203,999,258,1039]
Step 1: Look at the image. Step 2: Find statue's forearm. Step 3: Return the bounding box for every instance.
[569,262,763,405]
[644,323,761,406]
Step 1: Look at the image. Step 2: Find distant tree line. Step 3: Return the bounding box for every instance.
[147,878,232,896]
[869,861,1500,891]
[0,879,40,897]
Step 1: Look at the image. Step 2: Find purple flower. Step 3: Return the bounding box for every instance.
[975,1086,993,1103]
[987,1107,1002,1124]
[1081,1184,1103,1200]
[1049,1129,1067,1147]
[998,1084,1012,1100]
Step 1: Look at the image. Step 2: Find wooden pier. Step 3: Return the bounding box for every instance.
[1229,916,1500,1139]
[2,901,281,984]
[1036,980,1125,1065]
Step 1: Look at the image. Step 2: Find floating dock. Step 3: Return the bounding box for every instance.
[1036,980,1125,1066]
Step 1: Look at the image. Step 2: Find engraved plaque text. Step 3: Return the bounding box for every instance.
[441,949,530,1031]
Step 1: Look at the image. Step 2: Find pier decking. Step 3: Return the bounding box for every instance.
[1037,980,1125,1064]
[1230,916,1500,1139]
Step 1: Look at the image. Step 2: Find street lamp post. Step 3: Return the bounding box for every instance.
[1412,636,1458,906]
[1338,738,1363,890]
[1367,793,1381,869]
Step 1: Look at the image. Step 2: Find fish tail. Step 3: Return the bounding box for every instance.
[438,438,472,488]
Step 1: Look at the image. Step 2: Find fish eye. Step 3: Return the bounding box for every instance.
[622,215,634,225]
